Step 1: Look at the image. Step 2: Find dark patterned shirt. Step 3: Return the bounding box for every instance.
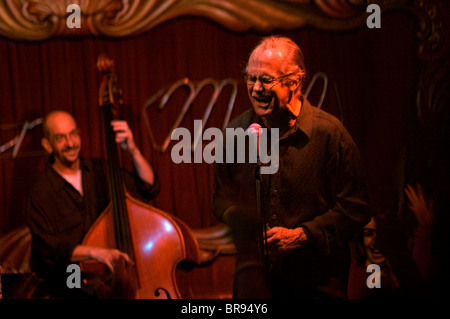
[26,157,159,294]
[214,100,371,298]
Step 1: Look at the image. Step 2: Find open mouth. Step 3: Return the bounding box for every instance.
[252,95,272,108]
[370,249,384,257]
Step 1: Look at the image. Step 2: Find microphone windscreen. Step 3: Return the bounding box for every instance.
[247,123,262,135]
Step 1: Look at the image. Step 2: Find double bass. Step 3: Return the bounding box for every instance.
[80,55,201,299]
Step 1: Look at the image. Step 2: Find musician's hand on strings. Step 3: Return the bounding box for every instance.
[72,245,133,272]
[266,226,307,256]
[111,120,137,155]
[111,120,156,185]
[91,247,133,272]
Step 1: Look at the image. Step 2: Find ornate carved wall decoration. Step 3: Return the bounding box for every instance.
[412,0,450,207]
[0,1,446,59]
[1,0,370,41]
[412,0,449,114]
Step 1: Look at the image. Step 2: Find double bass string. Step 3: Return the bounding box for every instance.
[102,102,134,260]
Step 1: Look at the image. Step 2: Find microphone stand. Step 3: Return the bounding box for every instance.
[254,133,270,286]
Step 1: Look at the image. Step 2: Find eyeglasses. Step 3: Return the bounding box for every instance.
[244,73,294,89]
[51,128,80,143]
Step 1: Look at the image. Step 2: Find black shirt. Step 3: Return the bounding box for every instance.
[213,100,371,298]
[26,157,159,294]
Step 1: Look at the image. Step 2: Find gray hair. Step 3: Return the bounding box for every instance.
[248,35,307,93]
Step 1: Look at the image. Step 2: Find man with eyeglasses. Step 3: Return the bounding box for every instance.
[26,110,159,298]
[213,36,371,299]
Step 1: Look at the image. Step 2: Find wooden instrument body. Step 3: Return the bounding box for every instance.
[80,55,201,299]
[82,189,200,298]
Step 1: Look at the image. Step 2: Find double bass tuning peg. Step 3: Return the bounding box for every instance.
[97,54,115,74]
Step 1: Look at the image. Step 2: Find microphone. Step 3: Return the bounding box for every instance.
[248,123,262,134]
[248,123,268,267]
[248,123,262,165]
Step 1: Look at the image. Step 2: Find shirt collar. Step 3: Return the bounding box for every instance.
[45,157,89,192]
[274,98,314,142]
[249,98,314,141]
[294,98,314,139]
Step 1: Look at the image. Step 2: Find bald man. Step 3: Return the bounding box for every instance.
[213,36,370,299]
[26,110,159,298]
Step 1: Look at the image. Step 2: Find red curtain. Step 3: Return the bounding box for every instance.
[0,13,418,235]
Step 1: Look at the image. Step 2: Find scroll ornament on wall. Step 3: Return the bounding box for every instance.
[1,0,371,41]
[0,1,446,61]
